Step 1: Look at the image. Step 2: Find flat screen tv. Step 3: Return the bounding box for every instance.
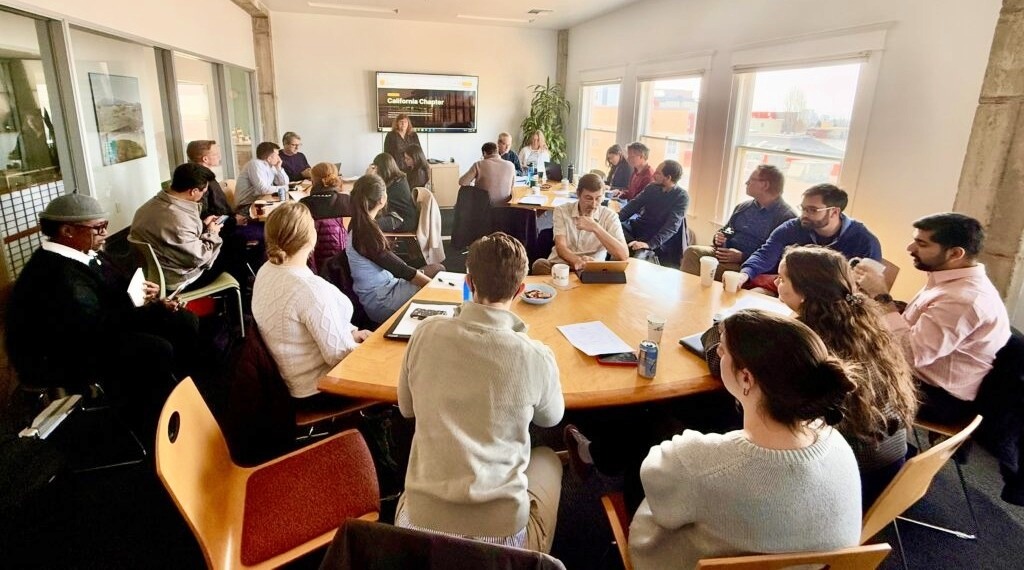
[376,72,478,133]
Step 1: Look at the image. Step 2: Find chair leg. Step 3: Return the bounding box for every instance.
[234,287,245,338]
[901,427,979,540]
[892,519,910,570]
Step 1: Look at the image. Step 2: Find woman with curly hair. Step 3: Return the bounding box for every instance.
[775,245,918,504]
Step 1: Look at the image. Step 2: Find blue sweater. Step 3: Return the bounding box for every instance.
[740,215,882,278]
[618,184,689,251]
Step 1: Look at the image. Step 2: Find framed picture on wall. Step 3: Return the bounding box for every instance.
[88,72,148,166]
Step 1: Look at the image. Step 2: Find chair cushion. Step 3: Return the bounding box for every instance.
[241,434,379,565]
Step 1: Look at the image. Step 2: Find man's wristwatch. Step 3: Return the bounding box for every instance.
[873,293,894,305]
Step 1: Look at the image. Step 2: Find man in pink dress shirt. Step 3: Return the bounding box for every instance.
[855,213,1010,423]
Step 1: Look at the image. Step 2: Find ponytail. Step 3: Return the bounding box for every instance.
[350,174,388,259]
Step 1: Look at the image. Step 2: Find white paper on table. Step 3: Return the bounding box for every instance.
[718,296,792,318]
[517,195,547,205]
[127,268,147,308]
[556,321,634,356]
[551,197,577,207]
[515,176,528,185]
[390,301,460,337]
[427,271,466,290]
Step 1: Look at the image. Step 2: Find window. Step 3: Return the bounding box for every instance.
[728,62,862,209]
[175,53,223,179]
[578,83,620,175]
[637,76,702,190]
[224,66,257,175]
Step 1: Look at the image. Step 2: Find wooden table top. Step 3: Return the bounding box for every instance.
[509,184,621,213]
[318,259,787,409]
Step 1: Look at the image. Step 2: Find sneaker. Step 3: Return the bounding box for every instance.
[563,424,594,480]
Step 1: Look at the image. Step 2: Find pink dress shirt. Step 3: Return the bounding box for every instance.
[883,264,1010,401]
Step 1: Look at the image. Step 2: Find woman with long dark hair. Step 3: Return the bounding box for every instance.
[605,144,631,189]
[775,246,918,504]
[370,152,417,233]
[346,174,443,323]
[401,144,430,190]
[630,310,861,569]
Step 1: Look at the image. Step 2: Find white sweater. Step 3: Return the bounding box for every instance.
[252,263,359,398]
[629,428,862,570]
[398,302,564,538]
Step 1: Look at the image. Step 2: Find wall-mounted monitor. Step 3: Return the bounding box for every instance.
[376,72,478,133]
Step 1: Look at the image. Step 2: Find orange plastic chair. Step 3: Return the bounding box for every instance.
[155,377,379,569]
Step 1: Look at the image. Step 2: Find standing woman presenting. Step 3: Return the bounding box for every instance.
[384,114,421,166]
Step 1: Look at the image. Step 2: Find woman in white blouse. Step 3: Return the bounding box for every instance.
[518,130,551,174]
[252,202,371,403]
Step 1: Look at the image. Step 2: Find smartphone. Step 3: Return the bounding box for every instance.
[215,215,230,225]
[597,352,639,366]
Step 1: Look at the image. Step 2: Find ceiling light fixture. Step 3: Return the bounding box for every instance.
[307,2,399,14]
[455,14,531,23]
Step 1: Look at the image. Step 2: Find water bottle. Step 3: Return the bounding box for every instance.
[567,163,575,184]
[463,280,472,302]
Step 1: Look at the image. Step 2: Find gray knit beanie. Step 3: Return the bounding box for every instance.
[39,193,109,223]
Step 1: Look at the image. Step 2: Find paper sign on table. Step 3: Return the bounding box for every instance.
[556,321,634,356]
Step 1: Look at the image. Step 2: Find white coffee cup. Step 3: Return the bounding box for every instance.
[647,315,666,344]
[855,258,886,275]
[699,256,719,287]
[722,270,745,294]
[552,263,570,287]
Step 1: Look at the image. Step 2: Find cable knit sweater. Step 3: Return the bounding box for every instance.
[398,302,565,538]
[629,428,861,570]
[251,263,359,398]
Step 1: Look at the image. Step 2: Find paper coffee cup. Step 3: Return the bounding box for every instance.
[722,271,744,293]
[699,256,719,287]
[647,315,666,344]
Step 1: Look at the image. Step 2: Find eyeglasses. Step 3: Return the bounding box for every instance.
[73,221,109,234]
[800,205,834,215]
[745,178,766,185]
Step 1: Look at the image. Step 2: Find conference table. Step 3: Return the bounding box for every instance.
[508,184,621,213]
[318,259,788,409]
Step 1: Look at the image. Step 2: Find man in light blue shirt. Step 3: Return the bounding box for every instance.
[234,141,289,217]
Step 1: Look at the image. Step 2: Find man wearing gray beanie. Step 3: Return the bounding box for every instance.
[6,193,198,443]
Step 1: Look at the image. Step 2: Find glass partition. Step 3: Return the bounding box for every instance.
[224,65,256,175]
[174,53,224,179]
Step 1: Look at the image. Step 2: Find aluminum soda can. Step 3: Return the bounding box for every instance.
[638,340,658,378]
[279,187,288,202]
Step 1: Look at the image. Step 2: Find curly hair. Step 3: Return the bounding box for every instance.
[782,246,918,443]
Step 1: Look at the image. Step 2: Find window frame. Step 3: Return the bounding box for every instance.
[577,79,622,175]
[634,71,706,193]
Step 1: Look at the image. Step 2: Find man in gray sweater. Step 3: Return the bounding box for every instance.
[396,232,565,553]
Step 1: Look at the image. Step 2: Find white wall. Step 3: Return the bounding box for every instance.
[3,0,255,68]
[270,12,557,177]
[567,0,1000,299]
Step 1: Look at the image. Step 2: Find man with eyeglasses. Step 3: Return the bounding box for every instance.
[737,183,882,293]
[130,163,224,292]
[682,165,796,280]
[7,193,199,442]
[280,131,312,182]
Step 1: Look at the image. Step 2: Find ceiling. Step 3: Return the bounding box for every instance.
[260,0,640,29]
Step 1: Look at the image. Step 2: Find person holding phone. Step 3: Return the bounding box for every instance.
[130,163,225,293]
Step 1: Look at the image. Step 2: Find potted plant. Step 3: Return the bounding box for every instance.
[520,78,571,163]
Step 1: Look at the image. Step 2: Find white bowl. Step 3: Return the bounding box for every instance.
[521,283,557,305]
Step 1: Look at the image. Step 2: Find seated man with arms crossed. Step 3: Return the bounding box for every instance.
[618,160,689,260]
[130,163,224,292]
[737,183,881,293]
[855,213,1010,424]
[532,173,628,275]
[458,141,516,205]
[682,165,796,280]
[396,232,565,553]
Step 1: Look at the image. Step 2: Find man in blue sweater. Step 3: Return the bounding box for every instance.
[738,183,882,293]
[618,160,689,261]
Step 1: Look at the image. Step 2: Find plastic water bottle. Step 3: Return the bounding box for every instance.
[463,280,471,302]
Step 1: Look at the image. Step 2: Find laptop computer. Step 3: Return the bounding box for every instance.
[546,163,564,182]
[578,260,628,284]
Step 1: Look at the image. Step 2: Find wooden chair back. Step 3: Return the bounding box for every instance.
[156,377,242,569]
[861,415,982,542]
[697,543,891,569]
[223,179,237,208]
[126,236,167,296]
[601,493,632,570]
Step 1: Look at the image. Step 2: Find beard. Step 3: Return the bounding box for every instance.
[911,254,941,271]
[800,217,829,231]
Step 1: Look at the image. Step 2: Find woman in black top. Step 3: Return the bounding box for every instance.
[402,144,430,190]
[384,113,421,166]
[605,144,632,189]
[300,162,351,219]
[370,153,417,232]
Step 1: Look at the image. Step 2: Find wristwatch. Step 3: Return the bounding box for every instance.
[873,293,894,305]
